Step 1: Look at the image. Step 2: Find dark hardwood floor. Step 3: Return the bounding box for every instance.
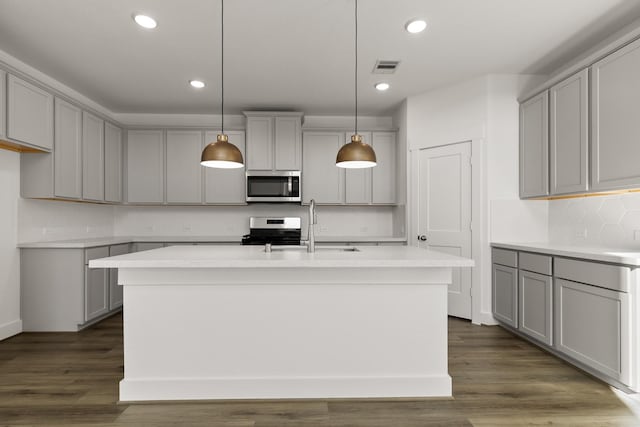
[1,314,638,426]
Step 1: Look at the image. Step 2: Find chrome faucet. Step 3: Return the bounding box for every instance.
[307,199,317,253]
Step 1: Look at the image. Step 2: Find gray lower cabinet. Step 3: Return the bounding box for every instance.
[85,247,109,321]
[591,37,640,191]
[518,270,552,345]
[108,244,129,310]
[21,245,124,332]
[554,278,629,384]
[519,91,549,198]
[492,263,518,328]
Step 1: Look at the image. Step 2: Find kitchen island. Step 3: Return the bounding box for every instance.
[90,245,473,402]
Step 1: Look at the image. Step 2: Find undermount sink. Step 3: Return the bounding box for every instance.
[265,245,360,253]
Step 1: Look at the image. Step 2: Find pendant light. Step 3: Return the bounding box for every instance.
[336,0,376,169]
[201,0,244,169]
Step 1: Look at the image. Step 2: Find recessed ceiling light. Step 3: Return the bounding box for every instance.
[133,14,157,29]
[405,19,427,34]
[189,80,205,89]
[375,82,390,91]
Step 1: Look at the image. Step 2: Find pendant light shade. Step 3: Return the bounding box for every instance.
[200,0,244,169]
[201,134,244,168]
[336,134,376,168]
[336,0,376,169]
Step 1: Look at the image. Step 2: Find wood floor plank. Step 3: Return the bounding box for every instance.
[0,314,638,425]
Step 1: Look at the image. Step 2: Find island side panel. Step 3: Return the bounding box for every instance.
[118,267,451,401]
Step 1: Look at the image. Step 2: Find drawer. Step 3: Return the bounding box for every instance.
[492,248,518,268]
[519,252,552,275]
[85,246,109,264]
[554,257,631,292]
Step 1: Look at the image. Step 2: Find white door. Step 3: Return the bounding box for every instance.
[417,142,472,319]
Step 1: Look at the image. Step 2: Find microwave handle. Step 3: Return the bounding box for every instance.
[287,177,293,193]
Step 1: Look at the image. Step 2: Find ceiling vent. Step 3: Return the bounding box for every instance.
[372,60,400,74]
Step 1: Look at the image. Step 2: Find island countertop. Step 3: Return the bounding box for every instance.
[89,245,474,269]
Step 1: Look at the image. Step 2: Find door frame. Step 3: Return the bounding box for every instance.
[409,138,485,325]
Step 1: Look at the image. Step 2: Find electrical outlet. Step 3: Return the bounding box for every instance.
[575,229,587,239]
[182,225,192,232]
[145,225,154,232]
[360,226,368,233]
[320,226,329,232]
[634,230,640,241]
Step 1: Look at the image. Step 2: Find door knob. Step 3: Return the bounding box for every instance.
[417,235,427,241]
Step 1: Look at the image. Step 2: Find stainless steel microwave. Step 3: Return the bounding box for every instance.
[246,171,301,203]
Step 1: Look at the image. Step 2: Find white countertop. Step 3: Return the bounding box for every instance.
[89,245,474,269]
[18,235,407,249]
[491,242,640,266]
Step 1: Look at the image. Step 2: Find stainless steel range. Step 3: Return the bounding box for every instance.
[241,217,302,245]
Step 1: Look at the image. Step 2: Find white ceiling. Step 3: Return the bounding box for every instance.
[1,0,639,116]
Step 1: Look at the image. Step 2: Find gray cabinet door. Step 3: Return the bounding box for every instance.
[204,130,246,204]
[127,130,164,203]
[302,132,345,204]
[246,117,273,170]
[53,98,82,199]
[492,264,518,328]
[166,130,203,204]
[554,278,629,384]
[82,111,105,201]
[519,91,549,198]
[518,270,552,345]
[372,132,396,204]
[345,132,372,204]
[84,246,109,322]
[7,74,54,150]
[550,70,588,195]
[0,70,5,139]
[108,244,129,310]
[104,122,123,203]
[591,38,640,191]
[274,116,302,170]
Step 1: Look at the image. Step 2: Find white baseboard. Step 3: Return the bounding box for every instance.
[477,311,499,326]
[120,375,452,402]
[0,319,22,341]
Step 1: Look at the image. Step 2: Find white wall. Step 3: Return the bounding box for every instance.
[405,74,549,325]
[549,193,640,249]
[0,149,21,340]
[18,199,114,243]
[114,205,396,238]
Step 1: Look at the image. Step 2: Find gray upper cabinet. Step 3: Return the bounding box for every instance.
[274,116,302,170]
[372,132,396,204]
[166,130,203,204]
[82,111,105,201]
[519,91,549,198]
[54,98,82,199]
[591,38,640,192]
[104,122,123,203]
[345,132,372,204]
[302,131,345,204]
[245,112,303,171]
[7,74,54,151]
[204,130,246,204]
[550,69,589,195]
[0,70,5,140]
[127,130,164,203]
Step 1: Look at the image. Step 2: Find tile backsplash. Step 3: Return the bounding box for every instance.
[549,193,640,249]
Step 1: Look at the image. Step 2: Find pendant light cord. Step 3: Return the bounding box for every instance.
[221,0,224,134]
[354,0,358,135]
